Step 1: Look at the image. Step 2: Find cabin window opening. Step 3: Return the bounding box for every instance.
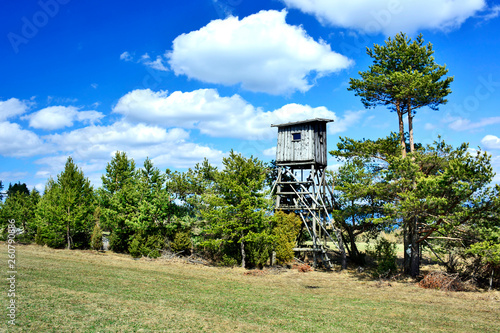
[292,132,301,141]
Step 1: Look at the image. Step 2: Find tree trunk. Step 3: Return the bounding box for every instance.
[341,232,352,258]
[397,107,406,158]
[403,219,410,274]
[334,227,347,270]
[240,232,246,268]
[409,216,420,278]
[67,207,71,250]
[407,103,419,277]
[66,224,71,249]
[404,217,421,277]
[346,227,363,265]
[348,205,360,263]
[407,107,414,154]
[341,244,347,270]
[489,268,494,291]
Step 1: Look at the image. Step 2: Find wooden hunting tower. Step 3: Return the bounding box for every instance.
[272,118,330,167]
[271,118,345,268]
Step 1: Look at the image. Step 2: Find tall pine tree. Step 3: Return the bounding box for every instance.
[348,33,453,156]
[99,151,139,252]
[200,151,271,268]
[0,186,40,241]
[36,157,95,249]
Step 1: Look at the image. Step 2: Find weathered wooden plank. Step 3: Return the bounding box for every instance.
[273,119,331,166]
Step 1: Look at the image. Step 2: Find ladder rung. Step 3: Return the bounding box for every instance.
[277,191,312,195]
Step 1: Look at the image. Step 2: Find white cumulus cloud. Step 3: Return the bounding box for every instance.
[152,143,224,169]
[445,115,500,131]
[42,121,223,171]
[283,0,486,35]
[141,53,169,71]
[25,106,104,130]
[0,98,31,121]
[113,88,256,130]
[167,9,352,94]
[481,135,500,149]
[34,119,224,187]
[120,51,133,61]
[424,123,437,131]
[0,122,45,157]
[113,88,363,140]
[46,121,189,159]
[328,110,366,134]
[477,4,500,22]
[263,147,277,157]
[120,51,169,71]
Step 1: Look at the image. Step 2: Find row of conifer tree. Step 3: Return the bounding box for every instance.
[0,134,499,287]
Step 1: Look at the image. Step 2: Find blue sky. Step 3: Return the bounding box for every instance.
[1,0,500,191]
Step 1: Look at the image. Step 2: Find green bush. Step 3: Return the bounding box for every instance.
[200,237,240,266]
[246,232,272,269]
[128,234,164,259]
[128,236,142,258]
[42,231,66,248]
[368,238,398,277]
[90,223,103,251]
[170,231,192,254]
[272,211,302,265]
[109,229,133,253]
[35,225,66,248]
[71,231,91,249]
[35,226,44,245]
[220,254,238,267]
[142,234,164,258]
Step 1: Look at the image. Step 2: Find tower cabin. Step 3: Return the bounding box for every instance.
[270,118,343,268]
[271,118,332,168]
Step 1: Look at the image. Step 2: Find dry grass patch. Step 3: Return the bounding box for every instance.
[418,271,471,291]
[1,244,499,332]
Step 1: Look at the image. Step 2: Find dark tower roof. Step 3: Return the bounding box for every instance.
[271,118,333,128]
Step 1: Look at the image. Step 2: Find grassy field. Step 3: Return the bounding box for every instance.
[1,244,499,332]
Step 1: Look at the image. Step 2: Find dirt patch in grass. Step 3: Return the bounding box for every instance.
[244,269,267,276]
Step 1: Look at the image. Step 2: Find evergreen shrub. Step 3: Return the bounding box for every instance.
[90,223,103,251]
[170,231,192,254]
[368,238,398,277]
[272,211,301,265]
